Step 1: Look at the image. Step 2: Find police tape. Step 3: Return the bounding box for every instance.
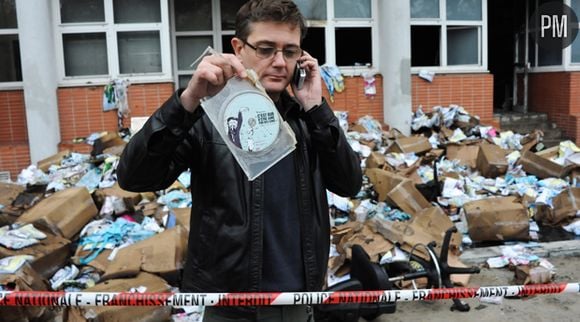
[0,283,578,307]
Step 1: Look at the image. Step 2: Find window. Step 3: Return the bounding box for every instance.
[295,0,377,71]
[525,0,564,67]
[571,0,580,63]
[0,0,22,84]
[523,0,580,71]
[171,0,377,83]
[172,0,245,88]
[55,0,171,83]
[410,0,486,71]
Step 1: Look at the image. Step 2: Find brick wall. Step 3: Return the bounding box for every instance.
[528,72,580,142]
[321,75,384,123]
[411,73,495,125]
[10,74,502,179]
[0,90,30,180]
[57,83,175,153]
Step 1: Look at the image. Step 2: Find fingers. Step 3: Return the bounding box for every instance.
[203,54,246,80]
[187,53,247,96]
[297,50,319,74]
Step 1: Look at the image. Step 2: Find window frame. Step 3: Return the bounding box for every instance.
[170,0,380,84]
[53,0,173,86]
[0,2,22,89]
[303,0,379,76]
[170,0,239,89]
[528,0,580,72]
[410,0,488,74]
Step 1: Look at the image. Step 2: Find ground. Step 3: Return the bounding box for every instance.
[371,256,580,322]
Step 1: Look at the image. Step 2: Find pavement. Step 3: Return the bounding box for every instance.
[460,239,580,264]
[369,240,580,322]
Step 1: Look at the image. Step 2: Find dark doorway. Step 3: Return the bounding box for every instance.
[488,0,526,112]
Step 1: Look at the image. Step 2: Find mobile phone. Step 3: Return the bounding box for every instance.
[293,62,307,90]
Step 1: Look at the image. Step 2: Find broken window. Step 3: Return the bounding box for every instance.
[336,27,372,66]
[295,0,376,69]
[0,0,21,83]
[411,26,441,67]
[302,27,326,65]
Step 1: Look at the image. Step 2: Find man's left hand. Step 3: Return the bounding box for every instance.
[293,51,323,111]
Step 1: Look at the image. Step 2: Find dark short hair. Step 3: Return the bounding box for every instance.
[235,0,307,43]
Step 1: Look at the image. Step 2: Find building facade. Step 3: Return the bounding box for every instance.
[1,0,579,179]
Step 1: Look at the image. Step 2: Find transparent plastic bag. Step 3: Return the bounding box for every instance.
[200,75,297,181]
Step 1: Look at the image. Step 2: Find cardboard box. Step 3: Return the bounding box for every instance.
[446,142,481,169]
[515,265,552,285]
[0,228,71,279]
[17,187,98,239]
[387,136,432,155]
[518,149,578,179]
[545,188,580,225]
[463,197,529,241]
[37,150,71,172]
[66,272,172,322]
[94,183,143,212]
[520,130,543,153]
[349,124,368,133]
[413,207,461,249]
[0,263,49,322]
[476,144,508,178]
[172,207,191,233]
[387,180,431,216]
[336,222,394,262]
[72,247,113,273]
[0,182,25,226]
[102,226,188,282]
[371,207,459,258]
[103,144,126,156]
[365,168,406,202]
[98,131,126,150]
[0,182,25,207]
[365,151,386,169]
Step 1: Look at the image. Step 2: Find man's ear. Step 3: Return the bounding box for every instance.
[231,37,244,57]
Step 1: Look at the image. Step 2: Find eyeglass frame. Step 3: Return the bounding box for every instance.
[241,40,303,61]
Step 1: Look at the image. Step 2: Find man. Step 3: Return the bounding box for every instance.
[117,1,362,321]
[226,111,243,149]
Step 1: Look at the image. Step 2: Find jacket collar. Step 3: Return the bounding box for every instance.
[275,90,301,120]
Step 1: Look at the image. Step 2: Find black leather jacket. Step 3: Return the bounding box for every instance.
[117,89,362,296]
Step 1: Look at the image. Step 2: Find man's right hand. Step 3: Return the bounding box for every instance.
[180,53,247,113]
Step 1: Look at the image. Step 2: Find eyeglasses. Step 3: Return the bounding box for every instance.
[243,40,303,61]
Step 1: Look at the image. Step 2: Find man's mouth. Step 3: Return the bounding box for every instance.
[264,74,287,81]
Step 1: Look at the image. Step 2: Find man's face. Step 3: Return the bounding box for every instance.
[232,21,301,95]
[228,119,238,130]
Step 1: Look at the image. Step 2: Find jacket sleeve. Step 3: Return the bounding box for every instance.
[117,90,203,192]
[302,98,362,197]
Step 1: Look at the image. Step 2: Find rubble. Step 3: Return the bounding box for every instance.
[1,105,580,320]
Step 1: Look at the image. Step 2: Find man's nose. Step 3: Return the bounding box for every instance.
[271,50,287,66]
